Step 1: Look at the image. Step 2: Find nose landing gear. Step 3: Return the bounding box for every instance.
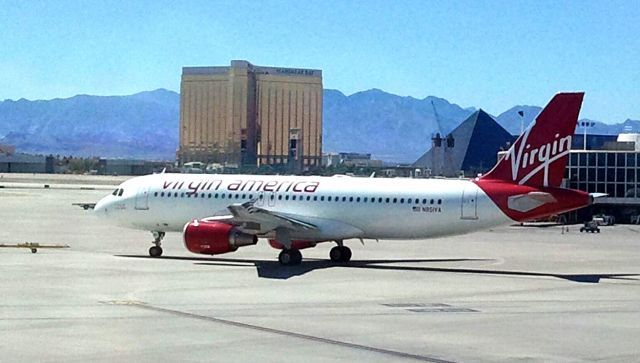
[149,231,165,257]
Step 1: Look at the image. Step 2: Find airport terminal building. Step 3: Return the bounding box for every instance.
[564,134,640,222]
[178,60,323,171]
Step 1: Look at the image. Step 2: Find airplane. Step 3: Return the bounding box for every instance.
[94,92,591,265]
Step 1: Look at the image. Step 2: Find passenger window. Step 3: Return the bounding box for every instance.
[349,197,354,202]
[292,195,297,200]
[313,196,317,201]
[438,199,442,205]
[393,198,397,203]
[356,197,360,202]
[430,199,434,204]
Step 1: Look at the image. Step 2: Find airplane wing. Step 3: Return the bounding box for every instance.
[203,200,318,235]
[200,200,365,248]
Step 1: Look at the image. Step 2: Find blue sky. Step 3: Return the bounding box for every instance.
[1,0,638,122]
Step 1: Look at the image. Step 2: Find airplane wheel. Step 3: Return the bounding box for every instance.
[330,246,351,263]
[279,249,302,265]
[149,246,163,257]
[340,246,352,262]
[31,248,37,254]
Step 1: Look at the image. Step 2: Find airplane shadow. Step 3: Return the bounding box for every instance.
[115,255,639,283]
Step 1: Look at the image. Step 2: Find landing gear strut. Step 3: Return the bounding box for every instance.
[278,249,302,266]
[330,244,352,263]
[149,231,165,257]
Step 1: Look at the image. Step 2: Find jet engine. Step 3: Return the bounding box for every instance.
[183,220,257,255]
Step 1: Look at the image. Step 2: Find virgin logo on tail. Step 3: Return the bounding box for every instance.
[480,93,584,188]
[504,123,573,186]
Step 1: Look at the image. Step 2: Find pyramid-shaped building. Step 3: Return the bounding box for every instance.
[413,109,515,177]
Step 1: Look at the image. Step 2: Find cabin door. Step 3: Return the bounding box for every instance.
[135,185,150,210]
[461,184,478,219]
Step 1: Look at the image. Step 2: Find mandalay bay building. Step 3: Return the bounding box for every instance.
[177,60,323,172]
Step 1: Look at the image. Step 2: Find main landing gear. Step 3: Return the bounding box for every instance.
[329,246,352,263]
[278,249,302,266]
[149,231,165,257]
[276,242,353,266]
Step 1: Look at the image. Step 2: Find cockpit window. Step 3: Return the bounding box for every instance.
[118,189,124,196]
[112,189,118,196]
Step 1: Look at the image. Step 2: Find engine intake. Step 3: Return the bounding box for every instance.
[183,220,257,255]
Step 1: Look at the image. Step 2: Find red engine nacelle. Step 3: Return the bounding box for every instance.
[183,220,257,255]
[268,239,317,250]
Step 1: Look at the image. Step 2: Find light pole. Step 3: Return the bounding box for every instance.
[579,121,595,150]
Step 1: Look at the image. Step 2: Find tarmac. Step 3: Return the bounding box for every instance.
[1,174,640,362]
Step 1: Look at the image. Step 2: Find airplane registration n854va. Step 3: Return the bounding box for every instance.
[94,93,592,265]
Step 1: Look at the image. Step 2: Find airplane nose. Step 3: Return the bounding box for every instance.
[93,198,109,217]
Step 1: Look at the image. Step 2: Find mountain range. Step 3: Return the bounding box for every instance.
[1,89,638,163]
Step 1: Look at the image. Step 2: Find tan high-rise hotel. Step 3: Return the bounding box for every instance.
[178,60,322,170]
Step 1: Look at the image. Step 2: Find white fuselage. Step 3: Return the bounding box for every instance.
[95,173,514,242]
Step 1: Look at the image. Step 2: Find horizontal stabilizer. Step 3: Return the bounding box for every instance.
[508,192,557,213]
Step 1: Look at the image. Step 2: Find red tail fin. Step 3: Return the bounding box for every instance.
[480,93,584,187]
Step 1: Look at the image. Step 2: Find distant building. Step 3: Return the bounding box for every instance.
[178,60,323,172]
[96,159,169,176]
[323,152,383,168]
[413,110,515,177]
[0,153,50,173]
